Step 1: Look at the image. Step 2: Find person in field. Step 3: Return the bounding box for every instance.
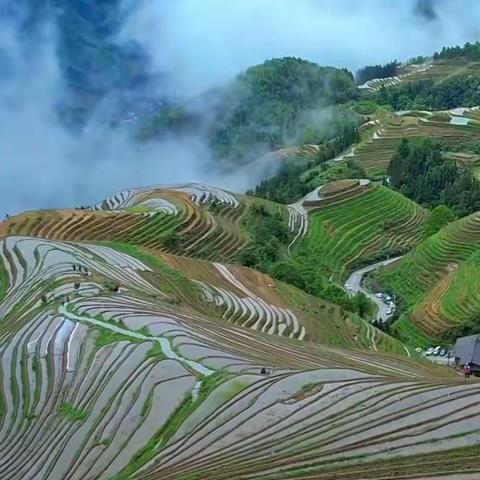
[464,363,472,378]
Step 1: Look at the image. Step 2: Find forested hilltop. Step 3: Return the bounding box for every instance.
[208,57,359,165]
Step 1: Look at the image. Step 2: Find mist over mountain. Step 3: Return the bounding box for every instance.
[2,0,480,217]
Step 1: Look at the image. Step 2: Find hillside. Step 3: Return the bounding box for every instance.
[374,212,480,343]
[2,184,284,263]
[349,107,480,175]
[208,57,358,165]
[2,180,430,317]
[7,32,480,480]
[291,181,428,279]
[2,234,479,480]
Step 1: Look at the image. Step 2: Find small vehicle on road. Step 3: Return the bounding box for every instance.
[376,293,383,298]
[426,347,435,356]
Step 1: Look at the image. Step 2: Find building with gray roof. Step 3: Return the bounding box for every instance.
[454,334,480,372]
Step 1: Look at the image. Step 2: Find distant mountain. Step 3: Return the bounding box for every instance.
[2,0,156,126]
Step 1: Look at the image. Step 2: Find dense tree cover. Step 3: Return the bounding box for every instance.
[389,139,480,217]
[350,100,378,115]
[375,75,480,111]
[303,159,367,187]
[209,57,358,165]
[238,205,291,270]
[424,205,456,238]
[408,55,428,65]
[433,41,480,61]
[355,61,399,85]
[436,137,480,155]
[251,124,360,204]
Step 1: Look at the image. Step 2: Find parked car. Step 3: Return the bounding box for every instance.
[386,308,393,315]
[432,346,442,356]
[426,347,435,356]
[376,293,383,298]
[439,348,447,356]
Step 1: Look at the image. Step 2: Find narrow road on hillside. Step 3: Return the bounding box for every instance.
[345,256,404,322]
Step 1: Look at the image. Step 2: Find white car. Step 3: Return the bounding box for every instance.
[376,293,383,298]
[345,283,351,290]
[426,347,435,356]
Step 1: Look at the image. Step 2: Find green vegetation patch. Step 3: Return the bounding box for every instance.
[59,404,89,422]
[126,205,152,214]
[97,240,200,299]
[389,138,480,217]
[0,257,9,302]
[209,57,357,165]
[251,125,360,204]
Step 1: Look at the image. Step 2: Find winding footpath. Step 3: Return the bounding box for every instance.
[59,304,214,400]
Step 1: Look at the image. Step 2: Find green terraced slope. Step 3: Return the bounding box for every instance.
[290,183,429,280]
[375,211,480,341]
[350,107,480,175]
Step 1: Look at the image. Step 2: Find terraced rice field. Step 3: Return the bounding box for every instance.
[1,235,480,479]
[378,214,480,338]
[2,184,295,264]
[292,184,429,279]
[376,212,480,339]
[357,62,432,93]
[160,252,406,352]
[350,109,480,175]
[358,59,480,95]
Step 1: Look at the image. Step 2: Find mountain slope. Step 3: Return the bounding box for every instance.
[374,211,480,341]
[1,235,478,480]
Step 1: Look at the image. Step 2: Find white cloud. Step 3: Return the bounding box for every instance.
[125,0,480,97]
[2,0,480,216]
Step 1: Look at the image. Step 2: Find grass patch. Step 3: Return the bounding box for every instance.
[59,404,89,422]
[95,328,143,348]
[301,383,317,394]
[0,257,9,301]
[146,342,166,360]
[126,205,152,214]
[97,240,200,298]
[97,240,173,273]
